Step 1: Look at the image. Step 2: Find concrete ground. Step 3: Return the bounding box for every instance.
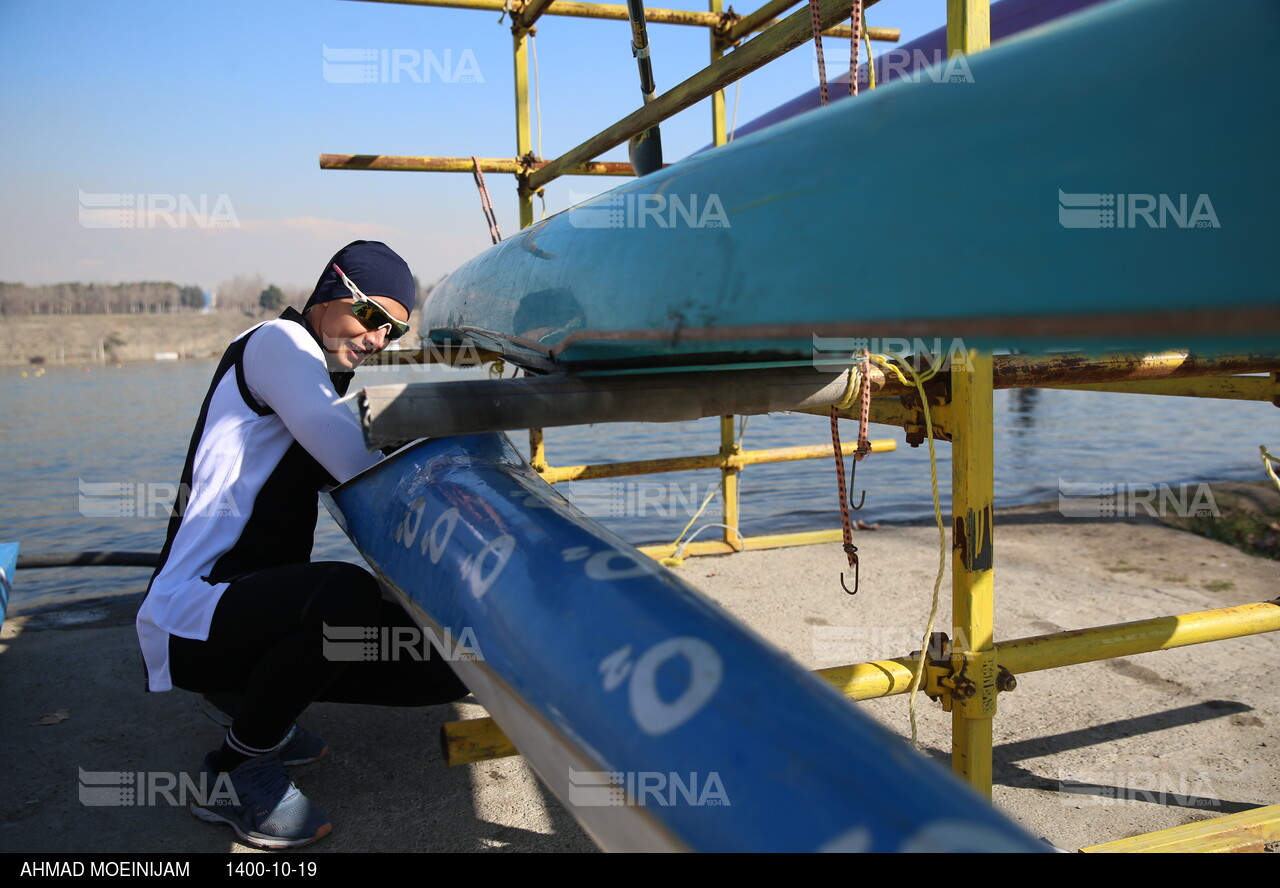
[2,500,1277,854]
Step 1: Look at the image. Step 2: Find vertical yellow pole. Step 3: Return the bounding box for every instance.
[710,0,727,148]
[719,415,741,549]
[946,2,992,795]
[709,2,738,550]
[513,28,534,230]
[529,428,547,473]
[950,349,996,798]
[947,0,991,56]
[514,28,538,454]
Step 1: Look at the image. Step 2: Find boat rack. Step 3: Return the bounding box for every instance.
[322,0,1280,852]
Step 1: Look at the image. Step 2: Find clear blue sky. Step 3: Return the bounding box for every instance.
[0,0,947,291]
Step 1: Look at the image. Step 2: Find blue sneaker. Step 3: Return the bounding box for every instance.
[199,694,328,766]
[276,723,329,767]
[190,753,332,850]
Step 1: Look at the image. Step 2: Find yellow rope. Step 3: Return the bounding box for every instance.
[660,416,750,566]
[531,31,543,162]
[871,353,946,749]
[728,78,743,143]
[869,353,909,386]
[865,16,876,90]
[1262,445,1280,493]
[834,362,864,411]
[870,350,948,385]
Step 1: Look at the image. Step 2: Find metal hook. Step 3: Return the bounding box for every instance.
[840,544,859,595]
[848,456,867,510]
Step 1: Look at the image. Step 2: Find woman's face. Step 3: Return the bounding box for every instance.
[309,296,410,371]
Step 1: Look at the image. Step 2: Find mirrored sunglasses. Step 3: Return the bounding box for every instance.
[332,263,411,342]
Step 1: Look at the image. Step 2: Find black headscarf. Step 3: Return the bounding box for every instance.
[303,240,416,315]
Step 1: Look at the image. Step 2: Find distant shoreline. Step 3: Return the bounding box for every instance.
[2,311,427,367]
[0,311,264,366]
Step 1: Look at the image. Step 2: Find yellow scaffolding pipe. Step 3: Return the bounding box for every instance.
[947,0,991,56]
[1080,804,1280,853]
[639,526,848,558]
[442,599,1280,764]
[355,0,900,41]
[534,438,897,483]
[319,154,638,176]
[817,599,1280,700]
[526,0,864,191]
[949,349,996,797]
[1043,373,1280,403]
[512,27,534,228]
[723,0,891,45]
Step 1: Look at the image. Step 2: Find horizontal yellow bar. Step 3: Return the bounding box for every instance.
[440,714,519,765]
[355,0,898,41]
[319,154,637,176]
[723,0,887,44]
[638,527,848,559]
[1044,374,1280,402]
[818,601,1280,702]
[1081,804,1280,853]
[998,600,1280,675]
[539,438,895,483]
[816,656,922,701]
[355,0,728,27]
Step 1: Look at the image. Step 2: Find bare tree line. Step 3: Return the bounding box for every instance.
[0,279,310,317]
[1,275,438,318]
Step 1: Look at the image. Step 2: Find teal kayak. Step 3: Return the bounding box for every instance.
[422,0,1279,372]
[0,541,17,630]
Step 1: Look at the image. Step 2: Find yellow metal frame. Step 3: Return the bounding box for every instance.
[1080,804,1280,853]
[328,0,1280,850]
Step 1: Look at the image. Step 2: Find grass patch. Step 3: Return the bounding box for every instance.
[1203,580,1235,592]
[1162,481,1280,562]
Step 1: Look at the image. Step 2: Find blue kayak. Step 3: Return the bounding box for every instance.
[326,435,1047,852]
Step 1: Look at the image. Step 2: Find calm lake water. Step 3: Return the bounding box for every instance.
[1,357,1275,611]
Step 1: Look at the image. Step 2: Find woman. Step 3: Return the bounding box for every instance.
[136,241,467,849]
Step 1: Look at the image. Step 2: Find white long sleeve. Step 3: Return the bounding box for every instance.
[243,319,378,484]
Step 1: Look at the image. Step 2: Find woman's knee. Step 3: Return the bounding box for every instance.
[299,562,382,629]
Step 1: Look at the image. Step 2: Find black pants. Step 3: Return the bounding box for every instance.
[168,562,469,751]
